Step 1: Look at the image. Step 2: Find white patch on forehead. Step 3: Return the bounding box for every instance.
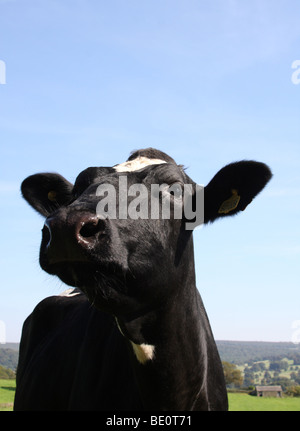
[58,288,81,297]
[130,341,156,365]
[113,156,166,173]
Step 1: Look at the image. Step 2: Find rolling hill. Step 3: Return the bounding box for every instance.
[1,340,300,372]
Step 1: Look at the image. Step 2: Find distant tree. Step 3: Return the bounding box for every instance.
[222,362,243,387]
[291,370,300,385]
[269,360,289,372]
[286,386,300,397]
[0,364,15,379]
[251,363,261,372]
[291,354,300,365]
[258,362,266,371]
[0,348,19,371]
[243,368,255,387]
[251,362,266,372]
[262,371,272,384]
[243,377,255,387]
[279,360,289,371]
[269,361,281,371]
[271,377,293,392]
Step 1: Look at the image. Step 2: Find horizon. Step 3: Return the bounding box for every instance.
[2,338,300,345]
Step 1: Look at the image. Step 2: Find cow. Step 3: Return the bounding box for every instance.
[14,148,272,411]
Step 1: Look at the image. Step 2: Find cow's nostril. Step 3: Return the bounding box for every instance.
[79,219,105,239]
[42,222,51,248]
[80,221,98,238]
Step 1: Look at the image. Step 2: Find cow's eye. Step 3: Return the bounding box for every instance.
[167,183,182,198]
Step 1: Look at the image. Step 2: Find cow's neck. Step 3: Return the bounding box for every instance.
[116,242,223,410]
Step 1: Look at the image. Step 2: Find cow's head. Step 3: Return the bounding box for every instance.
[21,148,272,318]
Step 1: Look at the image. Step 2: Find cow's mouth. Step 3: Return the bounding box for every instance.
[43,260,128,300]
[44,261,93,287]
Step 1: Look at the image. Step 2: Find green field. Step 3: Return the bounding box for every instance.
[1,381,299,411]
[228,392,300,411]
[0,379,16,411]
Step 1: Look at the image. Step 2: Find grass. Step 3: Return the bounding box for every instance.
[228,392,300,411]
[0,379,16,411]
[0,380,299,411]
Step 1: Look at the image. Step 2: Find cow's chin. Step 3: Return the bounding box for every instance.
[43,261,129,311]
[41,261,95,287]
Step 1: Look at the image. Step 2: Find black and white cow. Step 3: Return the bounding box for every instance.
[14,148,272,411]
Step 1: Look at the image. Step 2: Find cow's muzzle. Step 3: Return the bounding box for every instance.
[41,211,106,265]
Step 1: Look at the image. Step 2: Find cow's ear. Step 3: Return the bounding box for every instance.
[204,161,272,224]
[21,173,73,217]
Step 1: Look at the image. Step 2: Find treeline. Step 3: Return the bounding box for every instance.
[0,364,15,379]
[1,341,300,379]
[0,348,19,372]
[216,340,300,365]
[243,361,300,390]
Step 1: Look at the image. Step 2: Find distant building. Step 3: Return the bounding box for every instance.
[255,385,283,398]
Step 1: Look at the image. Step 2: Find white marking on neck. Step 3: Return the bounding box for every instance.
[113,156,166,173]
[115,317,155,364]
[115,317,125,337]
[130,341,155,365]
[58,288,81,297]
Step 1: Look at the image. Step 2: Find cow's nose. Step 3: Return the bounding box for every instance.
[43,212,105,260]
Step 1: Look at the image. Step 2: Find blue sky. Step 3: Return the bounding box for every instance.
[0,0,299,343]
